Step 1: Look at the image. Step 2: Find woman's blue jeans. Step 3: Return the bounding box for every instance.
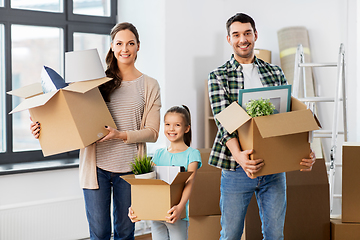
[83,167,135,240]
[220,167,286,240]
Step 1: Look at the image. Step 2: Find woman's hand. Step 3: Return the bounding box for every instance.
[166,204,184,224]
[128,206,140,223]
[97,126,127,142]
[300,149,316,171]
[30,118,40,139]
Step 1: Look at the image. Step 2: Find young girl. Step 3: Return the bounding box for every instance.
[129,105,202,240]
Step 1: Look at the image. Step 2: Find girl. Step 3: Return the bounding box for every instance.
[129,105,202,240]
[31,22,161,240]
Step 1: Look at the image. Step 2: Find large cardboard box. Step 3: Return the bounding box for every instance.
[189,148,221,217]
[342,143,360,223]
[215,97,320,177]
[188,215,221,240]
[331,219,360,240]
[122,172,192,221]
[8,78,116,157]
[245,159,330,240]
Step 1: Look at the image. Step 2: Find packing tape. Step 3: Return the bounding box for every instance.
[280,47,311,58]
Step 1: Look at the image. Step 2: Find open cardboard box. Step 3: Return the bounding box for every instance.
[189,148,221,217]
[245,159,330,240]
[215,97,320,177]
[8,78,116,157]
[122,172,192,221]
[7,49,116,157]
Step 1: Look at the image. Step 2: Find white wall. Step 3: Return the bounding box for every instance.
[0,0,358,238]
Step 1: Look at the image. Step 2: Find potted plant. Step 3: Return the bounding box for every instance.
[130,155,156,179]
[245,98,275,118]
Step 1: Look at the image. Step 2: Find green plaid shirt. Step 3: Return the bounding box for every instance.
[208,55,288,170]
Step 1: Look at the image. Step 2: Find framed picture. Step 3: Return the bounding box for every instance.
[238,85,292,114]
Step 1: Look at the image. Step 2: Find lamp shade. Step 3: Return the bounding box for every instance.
[65,49,106,83]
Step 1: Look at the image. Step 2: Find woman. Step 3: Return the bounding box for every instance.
[31,22,161,240]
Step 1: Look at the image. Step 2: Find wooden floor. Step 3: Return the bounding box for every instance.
[135,233,151,240]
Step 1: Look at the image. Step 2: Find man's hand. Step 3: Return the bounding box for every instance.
[233,149,264,179]
[300,150,316,171]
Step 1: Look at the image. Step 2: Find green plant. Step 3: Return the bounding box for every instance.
[246,98,275,118]
[130,155,153,175]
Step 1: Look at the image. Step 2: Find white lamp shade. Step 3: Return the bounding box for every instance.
[65,49,106,83]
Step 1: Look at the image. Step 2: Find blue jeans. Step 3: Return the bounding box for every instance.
[220,167,286,240]
[151,220,189,240]
[83,167,135,240]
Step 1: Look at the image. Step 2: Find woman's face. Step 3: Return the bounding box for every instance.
[111,29,139,66]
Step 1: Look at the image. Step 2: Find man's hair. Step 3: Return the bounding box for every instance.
[226,13,257,36]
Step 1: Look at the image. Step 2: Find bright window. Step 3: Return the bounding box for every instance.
[73,0,110,16]
[11,0,63,13]
[0,24,5,153]
[11,25,63,152]
[73,32,110,69]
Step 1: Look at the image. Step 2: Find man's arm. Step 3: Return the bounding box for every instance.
[225,138,264,179]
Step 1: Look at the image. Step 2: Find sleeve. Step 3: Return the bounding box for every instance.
[208,71,238,146]
[125,78,161,143]
[151,148,161,166]
[188,148,202,169]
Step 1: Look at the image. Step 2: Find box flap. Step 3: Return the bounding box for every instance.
[7,83,43,99]
[254,109,319,138]
[171,172,193,185]
[121,175,169,186]
[215,102,251,134]
[63,77,112,93]
[9,91,58,114]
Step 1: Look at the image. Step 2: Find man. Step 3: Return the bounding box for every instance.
[208,13,316,240]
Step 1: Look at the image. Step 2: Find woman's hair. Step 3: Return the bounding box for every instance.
[99,22,140,102]
[165,105,192,147]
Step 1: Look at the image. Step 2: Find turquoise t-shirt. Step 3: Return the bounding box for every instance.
[152,147,202,221]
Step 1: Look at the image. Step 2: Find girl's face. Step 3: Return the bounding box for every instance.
[164,112,190,144]
[111,29,139,65]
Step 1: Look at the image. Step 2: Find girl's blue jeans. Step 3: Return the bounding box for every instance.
[83,167,135,240]
[220,167,286,240]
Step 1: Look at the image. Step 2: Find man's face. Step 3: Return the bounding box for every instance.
[227,22,258,64]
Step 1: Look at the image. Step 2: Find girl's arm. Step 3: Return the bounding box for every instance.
[166,161,199,224]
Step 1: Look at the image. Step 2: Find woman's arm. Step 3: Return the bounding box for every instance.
[166,161,199,224]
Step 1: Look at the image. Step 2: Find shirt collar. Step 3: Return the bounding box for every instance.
[230,54,259,71]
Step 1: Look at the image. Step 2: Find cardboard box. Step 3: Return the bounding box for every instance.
[254,49,271,63]
[215,97,320,177]
[188,215,221,240]
[331,219,360,240]
[189,148,221,217]
[245,159,330,240]
[342,143,360,223]
[122,172,192,221]
[8,78,116,157]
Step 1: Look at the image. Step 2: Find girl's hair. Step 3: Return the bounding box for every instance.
[99,22,140,102]
[165,105,192,147]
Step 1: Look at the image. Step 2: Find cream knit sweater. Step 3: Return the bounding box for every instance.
[78,75,161,189]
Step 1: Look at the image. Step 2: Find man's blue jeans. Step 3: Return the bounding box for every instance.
[83,167,135,240]
[220,167,286,240]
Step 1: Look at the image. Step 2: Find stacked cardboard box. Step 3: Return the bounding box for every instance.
[245,159,330,240]
[188,148,222,240]
[331,143,360,240]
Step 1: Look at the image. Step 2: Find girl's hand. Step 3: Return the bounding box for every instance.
[166,204,184,224]
[30,117,40,139]
[97,126,127,142]
[128,206,140,223]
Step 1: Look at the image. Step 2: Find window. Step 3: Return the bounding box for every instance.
[0,0,117,168]
[73,0,110,17]
[0,24,5,153]
[11,0,63,13]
